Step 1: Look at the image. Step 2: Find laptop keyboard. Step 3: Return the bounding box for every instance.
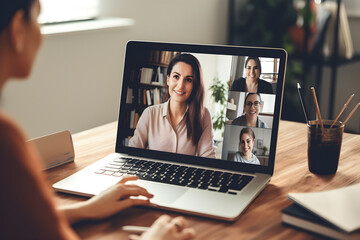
[95,157,254,195]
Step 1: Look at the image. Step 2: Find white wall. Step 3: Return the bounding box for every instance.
[1,0,228,139]
[100,0,228,44]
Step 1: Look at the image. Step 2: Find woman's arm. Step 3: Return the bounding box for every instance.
[59,176,153,224]
[0,116,79,239]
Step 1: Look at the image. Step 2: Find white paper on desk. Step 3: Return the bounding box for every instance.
[288,183,360,233]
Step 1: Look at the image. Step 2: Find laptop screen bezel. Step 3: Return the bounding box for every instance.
[116,41,287,175]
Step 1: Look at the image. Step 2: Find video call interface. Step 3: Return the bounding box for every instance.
[124,49,279,167]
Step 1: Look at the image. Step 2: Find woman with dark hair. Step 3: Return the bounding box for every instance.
[233,127,260,165]
[129,53,216,158]
[232,93,269,128]
[0,1,195,239]
[230,56,273,94]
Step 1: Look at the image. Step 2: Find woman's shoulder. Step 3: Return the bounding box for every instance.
[258,79,273,94]
[251,154,260,164]
[230,77,246,91]
[203,106,211,116]
[232,115,245,125]
[0,112,26,144]
[234,152,244,162]
[0,112,33,168]
[257,117,269,128]
[202,107,213,124]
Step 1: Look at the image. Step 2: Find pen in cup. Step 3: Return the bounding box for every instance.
[297,83,309,124]
[342,102,360,127]
[330,94,354,128]
[310,87,324,131]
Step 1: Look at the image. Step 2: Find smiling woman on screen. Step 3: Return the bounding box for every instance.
[234,127,260,165]
[232,93,269,128]
[230,56,273,94]
[129,53,216,158]
[0,0,195,239]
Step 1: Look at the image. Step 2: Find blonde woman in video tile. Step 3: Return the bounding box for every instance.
[234,128,260,165]
[129,54,216,158]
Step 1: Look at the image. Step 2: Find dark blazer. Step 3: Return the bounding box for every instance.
[230,77,273,94]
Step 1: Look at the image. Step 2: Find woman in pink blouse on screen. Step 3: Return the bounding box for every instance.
[129,54,216,158]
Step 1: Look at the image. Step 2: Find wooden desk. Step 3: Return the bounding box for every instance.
[46,121,360,239]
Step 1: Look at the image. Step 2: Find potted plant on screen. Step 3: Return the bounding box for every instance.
[209,77,228,142]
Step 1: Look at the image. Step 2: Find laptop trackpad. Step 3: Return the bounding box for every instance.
[134,180,187,205]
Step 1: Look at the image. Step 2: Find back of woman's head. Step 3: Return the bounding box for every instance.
[0,0,34,33]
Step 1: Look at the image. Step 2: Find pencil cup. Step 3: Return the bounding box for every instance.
[307,120,344,175]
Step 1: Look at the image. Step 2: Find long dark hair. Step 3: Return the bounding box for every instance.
[0,0,35,33]
[167,53,205,146]
[245,56,262,76]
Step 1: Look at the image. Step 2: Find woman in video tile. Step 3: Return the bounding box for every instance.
[232,93,269,128]
[230,56,273,94]
[129,54,216,158]
[234,128,260,165]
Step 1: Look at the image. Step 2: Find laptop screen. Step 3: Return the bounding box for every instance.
[117,41,287,175]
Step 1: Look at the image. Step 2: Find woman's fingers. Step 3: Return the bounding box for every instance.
[128,234,141,240]
[179,228,196,240]
[170,216,186,232]
[155,214,171,224]
[117,198,151,209]
[138,215,195,240]
[117,184,154,199]
[119,175,139,184]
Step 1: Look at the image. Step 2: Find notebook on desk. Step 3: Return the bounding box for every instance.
[53,41,287,221]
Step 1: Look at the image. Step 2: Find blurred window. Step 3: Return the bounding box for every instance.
[39,0,99,24]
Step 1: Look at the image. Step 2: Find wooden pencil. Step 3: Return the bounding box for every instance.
[342,103,360,127]
[310,87,324,130]
[330,94,354,128]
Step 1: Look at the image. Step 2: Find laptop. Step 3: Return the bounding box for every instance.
[53,41,287,221]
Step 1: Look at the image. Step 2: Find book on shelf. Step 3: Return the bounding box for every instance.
[126,87,133,104]
[129,110,135,129]
[282,183,360,238]
[140,68,154,84]
[320,1,354,59]
[134,112,139,129]
[142,89,146,105]
[282,204,359,240]
[146,90,152,106]
[151,66,165,86]
[148,50,175,64]
[160,51,175,65]
[129,110,140,129]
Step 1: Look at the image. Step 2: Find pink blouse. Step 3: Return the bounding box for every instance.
[129,100,216,158]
